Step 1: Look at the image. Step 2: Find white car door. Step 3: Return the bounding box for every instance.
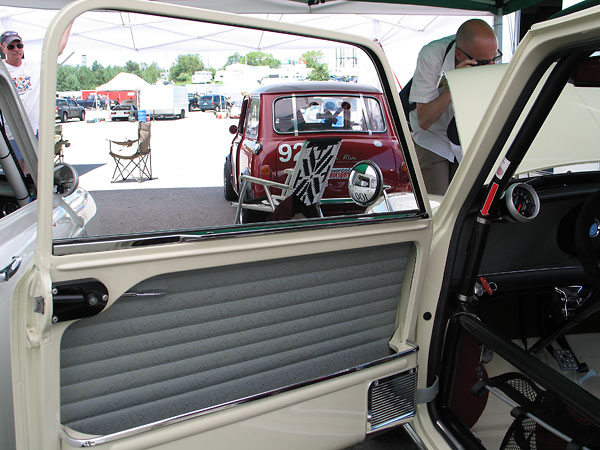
[11,2,437,449]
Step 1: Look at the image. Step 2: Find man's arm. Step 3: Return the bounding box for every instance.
[415,88,451,131]
[58,22,73,56]
[414,55,477,131]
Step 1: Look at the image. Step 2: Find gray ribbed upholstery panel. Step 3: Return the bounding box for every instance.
[60,243,411,435]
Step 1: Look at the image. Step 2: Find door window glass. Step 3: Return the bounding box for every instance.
[47,10,421,254]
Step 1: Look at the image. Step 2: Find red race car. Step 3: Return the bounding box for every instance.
[224,81,412,221]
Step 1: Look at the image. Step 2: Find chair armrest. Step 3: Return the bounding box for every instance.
[108,139,138,146]
[239,174,289,190]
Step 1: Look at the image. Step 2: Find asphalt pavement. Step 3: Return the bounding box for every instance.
[89,187,236,235]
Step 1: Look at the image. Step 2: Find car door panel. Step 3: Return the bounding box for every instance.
[20,2,434,449]
[60,242,412,437]
[42,219,429,449]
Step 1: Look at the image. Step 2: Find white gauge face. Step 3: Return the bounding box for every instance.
[505,183,541,222]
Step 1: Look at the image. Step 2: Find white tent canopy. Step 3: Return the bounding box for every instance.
[0,0,511,84]
[96,72,150,91]
[0,0,489,15]
[0,5,506,85]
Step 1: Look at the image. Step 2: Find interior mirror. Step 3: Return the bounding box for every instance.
[54,162,79,197]
[571,55,600,87]
[348,160,383,207]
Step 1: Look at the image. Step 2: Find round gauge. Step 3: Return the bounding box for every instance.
[505,183,540,222]
[589,218,600,238]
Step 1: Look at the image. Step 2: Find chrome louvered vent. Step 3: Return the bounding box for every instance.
[368,368,417,432]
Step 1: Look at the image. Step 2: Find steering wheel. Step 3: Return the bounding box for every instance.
[575,189,600,293]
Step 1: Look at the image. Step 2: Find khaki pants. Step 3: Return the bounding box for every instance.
[413,141,458,195]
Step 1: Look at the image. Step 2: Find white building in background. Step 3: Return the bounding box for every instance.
[192,70,213,84]
[215,61,313,89]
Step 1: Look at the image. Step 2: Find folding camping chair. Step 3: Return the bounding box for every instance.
[54,124,69,163]
[109,121,152,182]
[233,137,342,224]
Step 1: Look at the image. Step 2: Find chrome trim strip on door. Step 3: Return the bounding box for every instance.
[61,345,418,447]
[52,214,429,256]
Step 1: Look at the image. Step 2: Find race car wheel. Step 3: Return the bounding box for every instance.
[241,208,268,224]
[79,111,85,121]
[223,159,238,201]
[61,112,68,123]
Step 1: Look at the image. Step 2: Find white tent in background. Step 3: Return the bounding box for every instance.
[96,73,151,91]
[0,3,523,86]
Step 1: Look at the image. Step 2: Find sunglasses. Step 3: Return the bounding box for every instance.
[457,47,502,66]
[6,43,23,50]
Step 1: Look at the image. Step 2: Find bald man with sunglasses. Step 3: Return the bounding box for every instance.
[409,19,501,195]
[1,26,71,171]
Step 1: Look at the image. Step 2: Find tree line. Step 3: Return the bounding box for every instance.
[57,50,330,91]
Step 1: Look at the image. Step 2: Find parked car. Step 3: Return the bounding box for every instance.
[110,104,138,121]
[199,94,229,111]
[1,58,98,449]
[75,94,106,109]
[55,98,85,123]
[224,82,412,220]
[228,99,242,118]
[7,3,600,450]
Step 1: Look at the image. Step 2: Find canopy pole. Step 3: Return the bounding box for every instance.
[494,8,503,54]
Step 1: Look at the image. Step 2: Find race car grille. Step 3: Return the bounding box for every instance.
[368,368,417,432]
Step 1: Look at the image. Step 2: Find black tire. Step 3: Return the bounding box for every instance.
[223,159,238,201]
[61,112,68,123]
[180,109,185,119]
[79,110,85,121]
[238,181,268,223]
[188,104,192,112]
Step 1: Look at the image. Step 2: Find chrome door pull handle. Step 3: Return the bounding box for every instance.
[1,256,22,282]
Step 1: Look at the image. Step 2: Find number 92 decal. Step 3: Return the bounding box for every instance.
[278,142,303,163]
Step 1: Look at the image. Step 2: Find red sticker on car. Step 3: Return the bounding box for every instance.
[481,182,499,216]
[329,168,352,179]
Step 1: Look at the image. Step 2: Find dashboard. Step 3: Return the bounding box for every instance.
[452,172,600,294]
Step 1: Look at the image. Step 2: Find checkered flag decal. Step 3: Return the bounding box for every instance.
[291,139,341,206]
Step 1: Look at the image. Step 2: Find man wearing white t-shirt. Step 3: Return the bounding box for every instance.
[409,19,500,195]
[1,27,72,171]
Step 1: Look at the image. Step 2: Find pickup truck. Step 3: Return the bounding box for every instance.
[55,98,85,122]
[75,95,106,109]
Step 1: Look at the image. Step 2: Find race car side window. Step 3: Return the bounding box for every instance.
[245,98,260,140]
